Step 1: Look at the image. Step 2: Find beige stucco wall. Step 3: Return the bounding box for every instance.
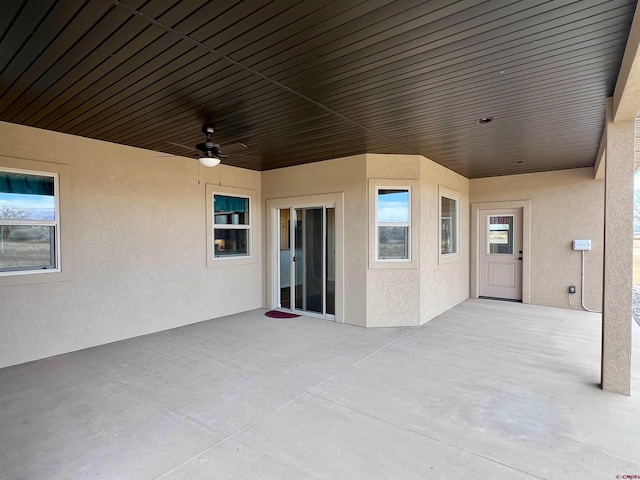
[365,154,470,326]
[2,121,600,368]
[470,168,604,310]
[262,153,470,327]
[262,154,471,327]
[261,155,367,326]
[419,158,471,322]
[0,121,262,368]
[366,155,422,326]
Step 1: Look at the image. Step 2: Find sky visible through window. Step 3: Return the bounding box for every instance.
[0,193,55,220]
[378,190,409,223]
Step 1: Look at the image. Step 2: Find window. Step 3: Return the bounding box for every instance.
[368,178,417,269]
[0,168,59,274]
[488,215,514,254]
[213,193,250,258]
[440,195,459,255]
[376,187,410,260]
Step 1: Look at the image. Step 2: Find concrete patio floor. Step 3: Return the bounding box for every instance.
[1,299,639,479]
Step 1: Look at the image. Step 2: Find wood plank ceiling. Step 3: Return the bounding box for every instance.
[0,0,636,178]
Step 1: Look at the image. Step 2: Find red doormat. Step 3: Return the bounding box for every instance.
[265,310,300,318]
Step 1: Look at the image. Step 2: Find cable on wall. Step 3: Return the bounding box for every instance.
[580,249,602,313]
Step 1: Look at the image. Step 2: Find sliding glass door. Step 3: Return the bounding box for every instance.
[278,205,335,318]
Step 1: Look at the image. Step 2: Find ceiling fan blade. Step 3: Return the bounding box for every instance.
[167,141,197,152]
[220,143,248,155]
[228,154,260,161]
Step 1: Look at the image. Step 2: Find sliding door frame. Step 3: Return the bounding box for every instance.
[266,193,344,323]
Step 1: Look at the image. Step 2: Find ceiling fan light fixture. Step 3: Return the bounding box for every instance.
[198,156,221,167]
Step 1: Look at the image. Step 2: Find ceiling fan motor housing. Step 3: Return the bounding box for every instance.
[196,142,223,156]
[196,125,225,156]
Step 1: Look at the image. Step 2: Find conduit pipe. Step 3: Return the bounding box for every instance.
[580,250,602,313]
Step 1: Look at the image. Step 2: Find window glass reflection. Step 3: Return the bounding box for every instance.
[377,189,409,223]
[488,215,514,254]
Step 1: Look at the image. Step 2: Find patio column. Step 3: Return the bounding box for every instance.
[602,98,634,395]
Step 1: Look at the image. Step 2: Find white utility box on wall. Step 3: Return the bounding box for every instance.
[573,239,592,251]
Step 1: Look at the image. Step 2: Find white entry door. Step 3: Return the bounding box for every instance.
[479,208,523,300]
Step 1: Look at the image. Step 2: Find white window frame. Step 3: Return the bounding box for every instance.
[212,192,251,260]
[375,186,411,262]
[0,167,60,276]
[439,185,460,264]
[205,183,257,268]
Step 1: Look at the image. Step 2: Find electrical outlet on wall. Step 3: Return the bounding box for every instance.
[568,286,576,294]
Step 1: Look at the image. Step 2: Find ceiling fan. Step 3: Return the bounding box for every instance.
[168,125,255,167]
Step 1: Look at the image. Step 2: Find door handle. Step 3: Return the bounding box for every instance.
[292,256,296,262]
[518,257,522,261]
